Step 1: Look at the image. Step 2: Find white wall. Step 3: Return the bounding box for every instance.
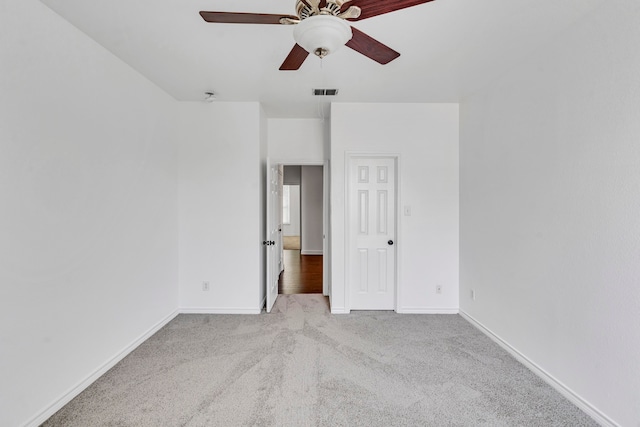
[267,118,326,162]
[178,102,262,313]
[269,118,327,284]
[459,2,640,425]
[330,103,459,314]
[301,166,323,255]
[0,1,179,426]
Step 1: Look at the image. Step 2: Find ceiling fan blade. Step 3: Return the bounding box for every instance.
[279,44,310,70]
[345,0,436,21]
[346,27,400,64]
[199,11,298,25]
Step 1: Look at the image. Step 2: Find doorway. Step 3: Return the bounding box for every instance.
[279,165,324,295]
[262,162,331,313]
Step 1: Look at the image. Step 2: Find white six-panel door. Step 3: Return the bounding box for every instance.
[348,156,396,310]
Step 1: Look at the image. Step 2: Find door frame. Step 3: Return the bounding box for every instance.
[344,152,401,312]
[269,160,330,297]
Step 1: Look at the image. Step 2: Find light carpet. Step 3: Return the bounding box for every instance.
[43,295,596,426]
[283,236,301,250]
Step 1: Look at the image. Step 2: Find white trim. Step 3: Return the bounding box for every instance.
[459,310,619,427]
[270,159,324,166]
[301,250,323,255]
[180,307,262,315]
[25,309,179,427]
[330,307,350,314]
[343,153,350,311]
[394,155,402,313]
[268,159,331,302]
[322,159,330,297]
[397,307,459,314]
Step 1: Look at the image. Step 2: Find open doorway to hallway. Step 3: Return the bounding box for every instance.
[278,165,323,295]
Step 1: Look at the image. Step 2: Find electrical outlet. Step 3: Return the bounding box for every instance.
[202,281,210,291]
[436,285,442,294]
[471,289,475,300]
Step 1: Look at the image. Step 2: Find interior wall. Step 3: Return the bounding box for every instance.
[330,103,459,314]
[0,1,180,426]
[177,102,262,313]
[267,118,326,162]
[459,2,640,425]
[301,166,323,255]
[269,118,328,291]
[283,165,301,185]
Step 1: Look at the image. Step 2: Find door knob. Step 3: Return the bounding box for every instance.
[388,240,394,246]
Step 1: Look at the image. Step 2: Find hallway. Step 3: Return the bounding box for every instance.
[278,250,323,294]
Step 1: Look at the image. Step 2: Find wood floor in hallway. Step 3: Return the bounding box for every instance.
[278,249,322,294]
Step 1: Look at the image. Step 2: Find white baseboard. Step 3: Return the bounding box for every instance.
[26,309,179,427]
[300,250,323,255]
[397,307,459,314]
[459,310,618,427]
[180,307,262,314]
[331,307,460,314]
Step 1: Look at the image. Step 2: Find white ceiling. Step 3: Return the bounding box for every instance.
[40,0,606,118]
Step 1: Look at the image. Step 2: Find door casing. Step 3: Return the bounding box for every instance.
[266,160,330,303]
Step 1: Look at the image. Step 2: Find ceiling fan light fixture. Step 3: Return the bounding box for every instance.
[293,15,352,58]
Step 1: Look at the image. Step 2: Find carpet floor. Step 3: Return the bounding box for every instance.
[283,236,301,250]
[43,295,596,426]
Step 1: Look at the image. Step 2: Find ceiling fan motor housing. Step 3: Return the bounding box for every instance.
[296,0,360,20]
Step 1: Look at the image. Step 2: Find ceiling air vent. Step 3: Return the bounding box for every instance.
[313,89,339,96]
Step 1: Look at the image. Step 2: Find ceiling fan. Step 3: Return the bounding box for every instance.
[200,0,436,70]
